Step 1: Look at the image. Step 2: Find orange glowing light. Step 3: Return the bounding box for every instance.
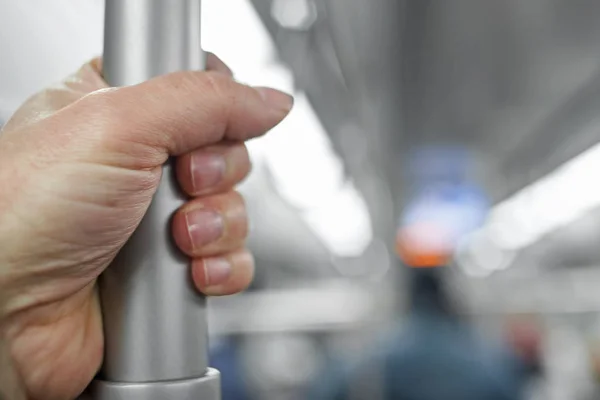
[395,223,452,268]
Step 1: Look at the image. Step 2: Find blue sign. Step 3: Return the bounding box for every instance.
[399,146,489,250]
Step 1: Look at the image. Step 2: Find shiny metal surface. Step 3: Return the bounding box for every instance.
[100,0,209,383]
[103,0,205,87]
[90,369,221,400]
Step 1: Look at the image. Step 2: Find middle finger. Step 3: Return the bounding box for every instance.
[171,191,248,257]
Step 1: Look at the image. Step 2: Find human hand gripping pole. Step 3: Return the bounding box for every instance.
[90,1,221,398]
[0,1,292,398]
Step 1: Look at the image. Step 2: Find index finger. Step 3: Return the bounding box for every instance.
[206,53,234,77]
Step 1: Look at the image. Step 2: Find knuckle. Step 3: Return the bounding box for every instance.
[200,72,237,119]
[80,88,123,124]
[166,70,237,134]
[169,70,232,100]
[200,71,231,96]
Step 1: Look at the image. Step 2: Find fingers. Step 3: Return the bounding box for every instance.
[176,142,250,196]
[171,191,248,258]
[206,53,233,77]
[84,70,293,162]
[171,192,253,296]
[191,249,255,296]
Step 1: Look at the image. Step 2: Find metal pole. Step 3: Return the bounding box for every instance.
[89,1,221,399]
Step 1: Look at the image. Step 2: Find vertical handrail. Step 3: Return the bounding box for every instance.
[89,1,221,399]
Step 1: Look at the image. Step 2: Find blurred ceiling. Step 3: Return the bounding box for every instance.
[252,0,600,205]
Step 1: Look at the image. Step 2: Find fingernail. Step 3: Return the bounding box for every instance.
[191,152,226,193]
[185,210,224,249]
[255,87,294,114]
[203,258,232,287]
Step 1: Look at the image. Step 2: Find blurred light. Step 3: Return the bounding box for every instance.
[396,223,455,268]
[208,284,374,335]
[203,0,373,258]
[270,0,318,31]
[263,93,345,209]
[262,94,372,258]
[455,229,516,277]
[485,142,600,251]
[254,335,320,386]
[337,123,369,166]
[332,239,391,278]
[398,154,489,268]
[302,182,373,257]
[203,0,271,59]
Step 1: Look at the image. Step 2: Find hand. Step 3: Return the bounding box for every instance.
[0,54,293,400]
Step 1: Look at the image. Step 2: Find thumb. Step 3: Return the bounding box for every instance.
[73,70,293,168]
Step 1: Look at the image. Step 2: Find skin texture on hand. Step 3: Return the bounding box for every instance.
[0,55,293,400]
[0,335,26,400]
